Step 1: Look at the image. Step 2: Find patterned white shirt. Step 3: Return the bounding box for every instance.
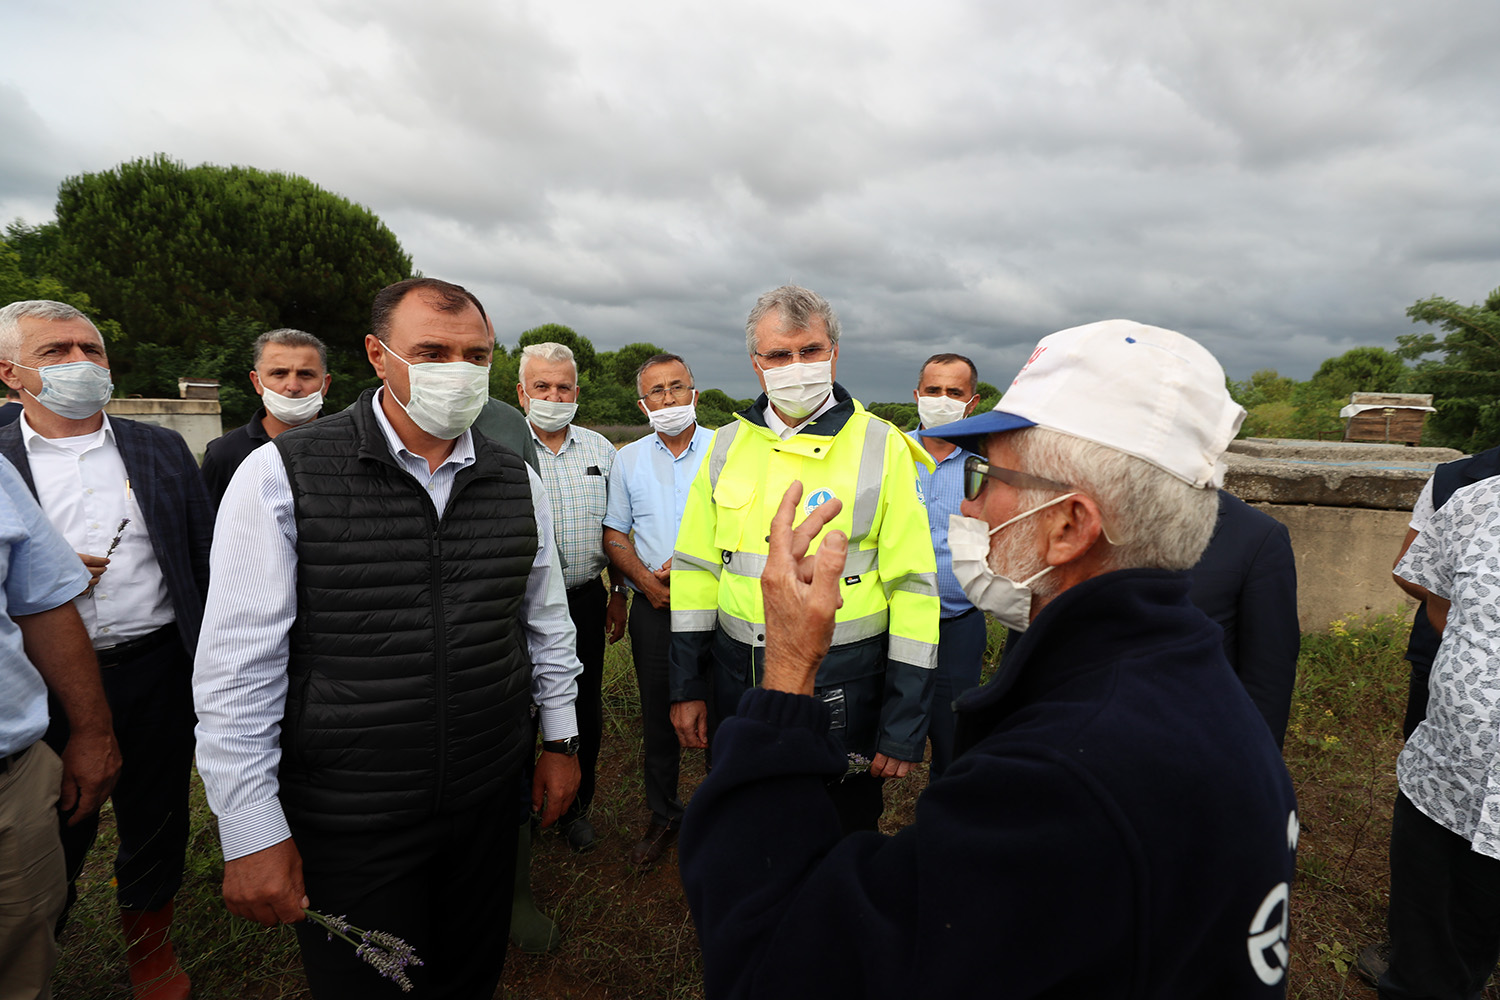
[1395,476,1500,858]
[1409,476,1436,533]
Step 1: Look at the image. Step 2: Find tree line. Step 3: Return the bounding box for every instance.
[1228,288,1500,452]
[4,154,1500,449]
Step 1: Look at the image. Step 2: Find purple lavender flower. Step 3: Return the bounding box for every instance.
[302,909,422,992]
[843,752,873,781]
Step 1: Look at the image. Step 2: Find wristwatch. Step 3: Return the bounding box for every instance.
[542,736,580,756]
[611,584,630,596]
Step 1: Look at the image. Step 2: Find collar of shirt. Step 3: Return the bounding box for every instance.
[765,393,838,440]
[911,430,969,466]
[652,426,706,459]
[19,410,114,455]
[371,386,476,475]
[528,422,577,455]
[248,407,273,444]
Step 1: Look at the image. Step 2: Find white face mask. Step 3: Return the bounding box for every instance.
[523,392,578,433]
[758,359,833,421]
[14,360,114,420]
[385,349,490,440]
[947,492,1076,632]
[645,399,697,437]
[261,386,323,426]
[917,394,974,429]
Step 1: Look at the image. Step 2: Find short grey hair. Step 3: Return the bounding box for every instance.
[0,300,99,361]
[1006,427,1218,572]
[518,342,577,385]
[253,329,328,372]
[744,285,842,354]
[634,353,694,396]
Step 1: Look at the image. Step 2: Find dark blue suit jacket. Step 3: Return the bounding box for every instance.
[0,415,213,655]
[1187,490,1299,749]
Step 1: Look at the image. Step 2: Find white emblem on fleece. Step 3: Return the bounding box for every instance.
[1246,811,1298,985]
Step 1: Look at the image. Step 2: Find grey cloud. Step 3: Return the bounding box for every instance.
[0,85,71,202]
[6,0,1500,404]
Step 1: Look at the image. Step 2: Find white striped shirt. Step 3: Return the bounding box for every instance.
[193,390,580,861]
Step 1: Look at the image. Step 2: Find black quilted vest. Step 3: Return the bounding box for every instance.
[274,390,537,832]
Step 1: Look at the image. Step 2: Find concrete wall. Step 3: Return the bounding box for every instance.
[1223,439,1443,633]
[1251,503,1417,634]
[105,398,223,462]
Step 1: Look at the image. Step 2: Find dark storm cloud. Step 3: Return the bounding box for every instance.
[4,0,1500,402]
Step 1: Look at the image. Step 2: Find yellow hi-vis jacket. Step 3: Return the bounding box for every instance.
[668,386,941,762]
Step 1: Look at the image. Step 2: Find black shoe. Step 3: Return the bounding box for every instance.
[1355,940,1391,989]
[627,820,678,869]
[563,815,597,853]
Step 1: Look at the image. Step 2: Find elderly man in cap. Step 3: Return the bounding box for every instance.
[678,320,1298,999]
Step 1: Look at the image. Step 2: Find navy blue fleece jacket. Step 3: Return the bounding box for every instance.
[679,568,1297,999]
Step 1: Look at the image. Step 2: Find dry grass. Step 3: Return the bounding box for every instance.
[52,613,1455,998]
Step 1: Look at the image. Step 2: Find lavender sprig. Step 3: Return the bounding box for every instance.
[102,517,131,559]
[843,752,872,781]
[302,909,423,992]
[83,517,131,598]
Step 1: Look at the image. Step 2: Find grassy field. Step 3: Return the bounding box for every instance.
[51,612,1460,998]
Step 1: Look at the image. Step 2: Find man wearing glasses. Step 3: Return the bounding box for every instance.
[603,353,714,867]
[677,319,1298,998]
[669,285,939,835]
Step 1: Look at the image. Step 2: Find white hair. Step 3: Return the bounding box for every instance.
[518,342,577,385]
[1007,427,1218,572]
[0,300,100,360]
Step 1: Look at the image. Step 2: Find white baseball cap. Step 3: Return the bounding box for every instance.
[919,319,1245,488]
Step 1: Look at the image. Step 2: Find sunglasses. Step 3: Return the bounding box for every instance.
[963,455,1071,501]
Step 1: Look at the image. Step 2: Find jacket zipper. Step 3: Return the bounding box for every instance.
[429,511,447,814]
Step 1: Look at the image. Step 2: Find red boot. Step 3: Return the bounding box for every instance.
[119,902,191,1000]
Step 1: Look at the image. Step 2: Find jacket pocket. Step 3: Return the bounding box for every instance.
[711,477,757,554]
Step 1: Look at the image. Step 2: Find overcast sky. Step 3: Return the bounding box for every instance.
[5,0,1500,402]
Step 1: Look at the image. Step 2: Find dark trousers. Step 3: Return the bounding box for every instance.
[1381,792,1500,1000]
[928,608,987,780]
[1404,662,1432,741]
[628,599,683,826]
[43,627,194,918]
[563,577,607,820]
[291,786,519,1000]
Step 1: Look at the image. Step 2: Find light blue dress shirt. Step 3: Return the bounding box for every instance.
[0,454,92,756]
[910,432,977,619]
[604,426,714,589]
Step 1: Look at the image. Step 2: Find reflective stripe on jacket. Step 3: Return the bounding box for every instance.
[668,385,940,760]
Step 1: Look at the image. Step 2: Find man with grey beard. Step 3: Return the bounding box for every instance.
[677,320,1298,999]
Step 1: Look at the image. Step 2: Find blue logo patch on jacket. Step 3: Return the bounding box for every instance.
[805,488,835,513]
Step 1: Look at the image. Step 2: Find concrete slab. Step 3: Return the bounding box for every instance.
[1223,438,1464,510]
[1228,438,1462,464]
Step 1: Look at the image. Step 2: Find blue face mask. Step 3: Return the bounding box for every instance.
[14,360,114,420]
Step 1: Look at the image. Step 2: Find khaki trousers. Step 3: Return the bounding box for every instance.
[0,742,65,1000]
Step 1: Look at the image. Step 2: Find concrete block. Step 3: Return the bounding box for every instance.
[1223,439,1463,511]
[106,398,223,462]
[1253,503,1417,633]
